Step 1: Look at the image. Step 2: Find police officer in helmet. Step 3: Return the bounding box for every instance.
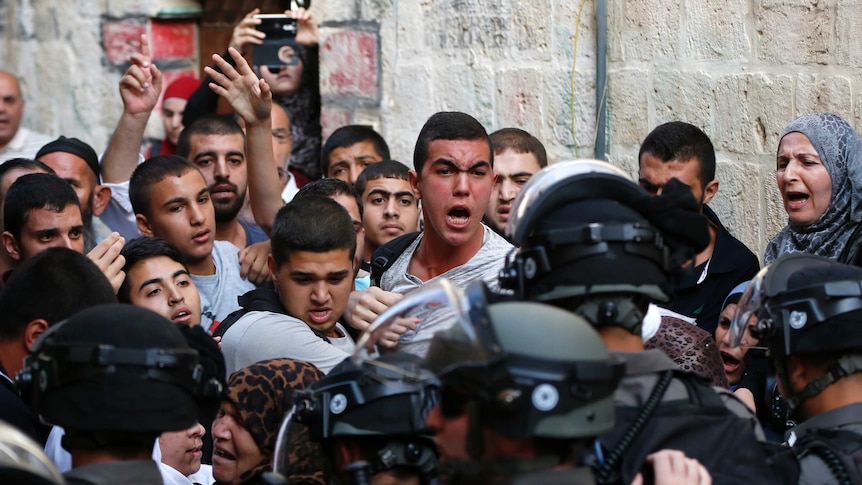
[731,253,862,484]
[288,352,440,485]
[16,304,222,485]
[500,160,776,484]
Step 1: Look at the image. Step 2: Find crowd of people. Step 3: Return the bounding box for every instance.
[2,6,862,485]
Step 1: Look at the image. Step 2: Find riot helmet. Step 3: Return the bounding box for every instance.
[499,160,710,334]
[0,421,64,485]
[291,353,440,482]
[730,253,862,410]
[16,304,221,434]
[355,278,625,445]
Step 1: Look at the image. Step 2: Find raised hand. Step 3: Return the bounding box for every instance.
[229,9,266,53]
[118,34,162,116]
[204,47,272,127]
[287,8,319,46]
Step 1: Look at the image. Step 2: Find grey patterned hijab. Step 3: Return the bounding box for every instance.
[765,113,862,264]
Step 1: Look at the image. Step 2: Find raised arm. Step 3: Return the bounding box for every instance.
[101,34,162,183]
[204,47,283,234]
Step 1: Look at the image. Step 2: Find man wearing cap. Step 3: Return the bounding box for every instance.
[36,136,113,251]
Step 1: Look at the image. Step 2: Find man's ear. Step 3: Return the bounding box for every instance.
[267,254,279,288]
[24,319,49,350]
[702,179,719,206]
[1,231,21,262]
[136,214,154,237]
[91,184,113,217]
[786,354,809,395]
[409,170,421,201]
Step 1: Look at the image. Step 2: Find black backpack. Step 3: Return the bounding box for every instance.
[369,232,420,287]
[594,370,782,485]
[794,428,862,485]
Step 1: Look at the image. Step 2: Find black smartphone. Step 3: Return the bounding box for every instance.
[253,14,299,68]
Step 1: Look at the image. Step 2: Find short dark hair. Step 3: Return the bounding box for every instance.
[413,112,491,176]
[296,178,364,221]
[489,128,548,168]
[271,195,356,267]
[638,121,716,188]
[176,114,245,159]
[0,158,55,183]
[354,160,411,197]
[118,237,189,303]
[320,125,391,176]
[4,173,81,241]
[130,155,201,218]
[0,247,116,341]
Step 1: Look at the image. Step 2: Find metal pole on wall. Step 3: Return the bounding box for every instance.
[595,0,608,160]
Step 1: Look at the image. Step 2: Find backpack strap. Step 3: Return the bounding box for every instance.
[370,232,421,287]
[595,370,674,485]
[212,286,332,343]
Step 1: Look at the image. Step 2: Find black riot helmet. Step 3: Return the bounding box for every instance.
[354,279,625,444]
[499,160,709,334]
[16,304,222,434]
[730,253,862,410]
[292,353,439,482]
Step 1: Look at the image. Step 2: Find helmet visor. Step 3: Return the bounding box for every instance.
[352,279,496,372]
[729,268,767,348]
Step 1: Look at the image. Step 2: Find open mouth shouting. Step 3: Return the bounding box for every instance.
[719,350,742,376]
[447,207,471,228]
[784,190,809,211]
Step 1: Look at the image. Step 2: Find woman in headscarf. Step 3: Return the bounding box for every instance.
[765,112,862,264]
[149,76,201,157]
[211,358,327,485]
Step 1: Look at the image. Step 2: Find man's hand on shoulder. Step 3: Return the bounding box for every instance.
[238,240,272,285]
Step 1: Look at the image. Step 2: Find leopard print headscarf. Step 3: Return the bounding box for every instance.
[765,112,862,264]
[224,358,327,485]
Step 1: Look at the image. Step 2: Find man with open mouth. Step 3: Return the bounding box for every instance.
[343,111,513,357]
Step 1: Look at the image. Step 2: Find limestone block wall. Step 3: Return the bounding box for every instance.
[3,0,861,258]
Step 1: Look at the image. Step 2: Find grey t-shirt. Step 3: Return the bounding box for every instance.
[192,240,256,333]
[379,225,513,356]
[221,310,355,375]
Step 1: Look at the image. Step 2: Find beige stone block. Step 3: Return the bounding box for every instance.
[683,0,749,61]
[757,2,833,65]
[608,68,651,146]
[714,72,794,155]
[619,0,680,61]
[652,69,713,133]
[836,0,862,66]
[543,68,597,157]
[795,73,854,122]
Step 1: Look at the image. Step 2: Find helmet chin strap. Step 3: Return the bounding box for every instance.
[784,354,862,412]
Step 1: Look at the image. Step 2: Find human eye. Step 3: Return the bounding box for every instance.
[776,157,788,171]
[471,168,488,177]
[70,228,83,239]
[229,157,244,166]
[399,197,413,206]
[436,167,453,176]
[515,177,531,186]
[196,158,213,167]
[38,234,54,243]
[370,196,385,205]
[146,287,162,298]
[169,204,184,213]
[198,195,210,204]
[328,275,348,284]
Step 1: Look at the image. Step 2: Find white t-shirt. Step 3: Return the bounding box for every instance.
[221,310,354,375]
[192,241,256,333]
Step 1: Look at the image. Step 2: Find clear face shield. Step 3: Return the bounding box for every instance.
[352,278,499,370]
[729,268,769,351]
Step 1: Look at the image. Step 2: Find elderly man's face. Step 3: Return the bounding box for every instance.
[0,73,25,148]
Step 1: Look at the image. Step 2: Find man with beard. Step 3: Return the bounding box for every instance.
[177,114,268,249]
[638,121,759,334]
[36,136,114,252]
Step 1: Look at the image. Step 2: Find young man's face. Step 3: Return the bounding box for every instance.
[126,255,202,326]
[4,204,84,262]
[187,133,248,223]
[485,149,542,233]
[327,140,384,185]
[268,248,354,338]
[638,154,716,209]
[361,177,420,256]
[136,170,216,268]
[411,138,494,248]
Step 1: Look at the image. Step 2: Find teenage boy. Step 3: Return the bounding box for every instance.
[118,236,202,328]
[354,160,421,265]
[321,125,390,185]
[219,195,356,374]
[129,155,254,332]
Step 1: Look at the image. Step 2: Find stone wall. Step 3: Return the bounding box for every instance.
[3,0,860,258]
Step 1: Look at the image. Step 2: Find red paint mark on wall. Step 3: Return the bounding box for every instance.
[321,107,353,140]
[103,21,146,65]
[150,20,197,60]
[321,31,378,99]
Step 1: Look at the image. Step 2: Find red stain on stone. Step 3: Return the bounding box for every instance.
[321,107,353,140]
[150,20,197,60]
[322,31,378,99]
[103,21,146,65]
